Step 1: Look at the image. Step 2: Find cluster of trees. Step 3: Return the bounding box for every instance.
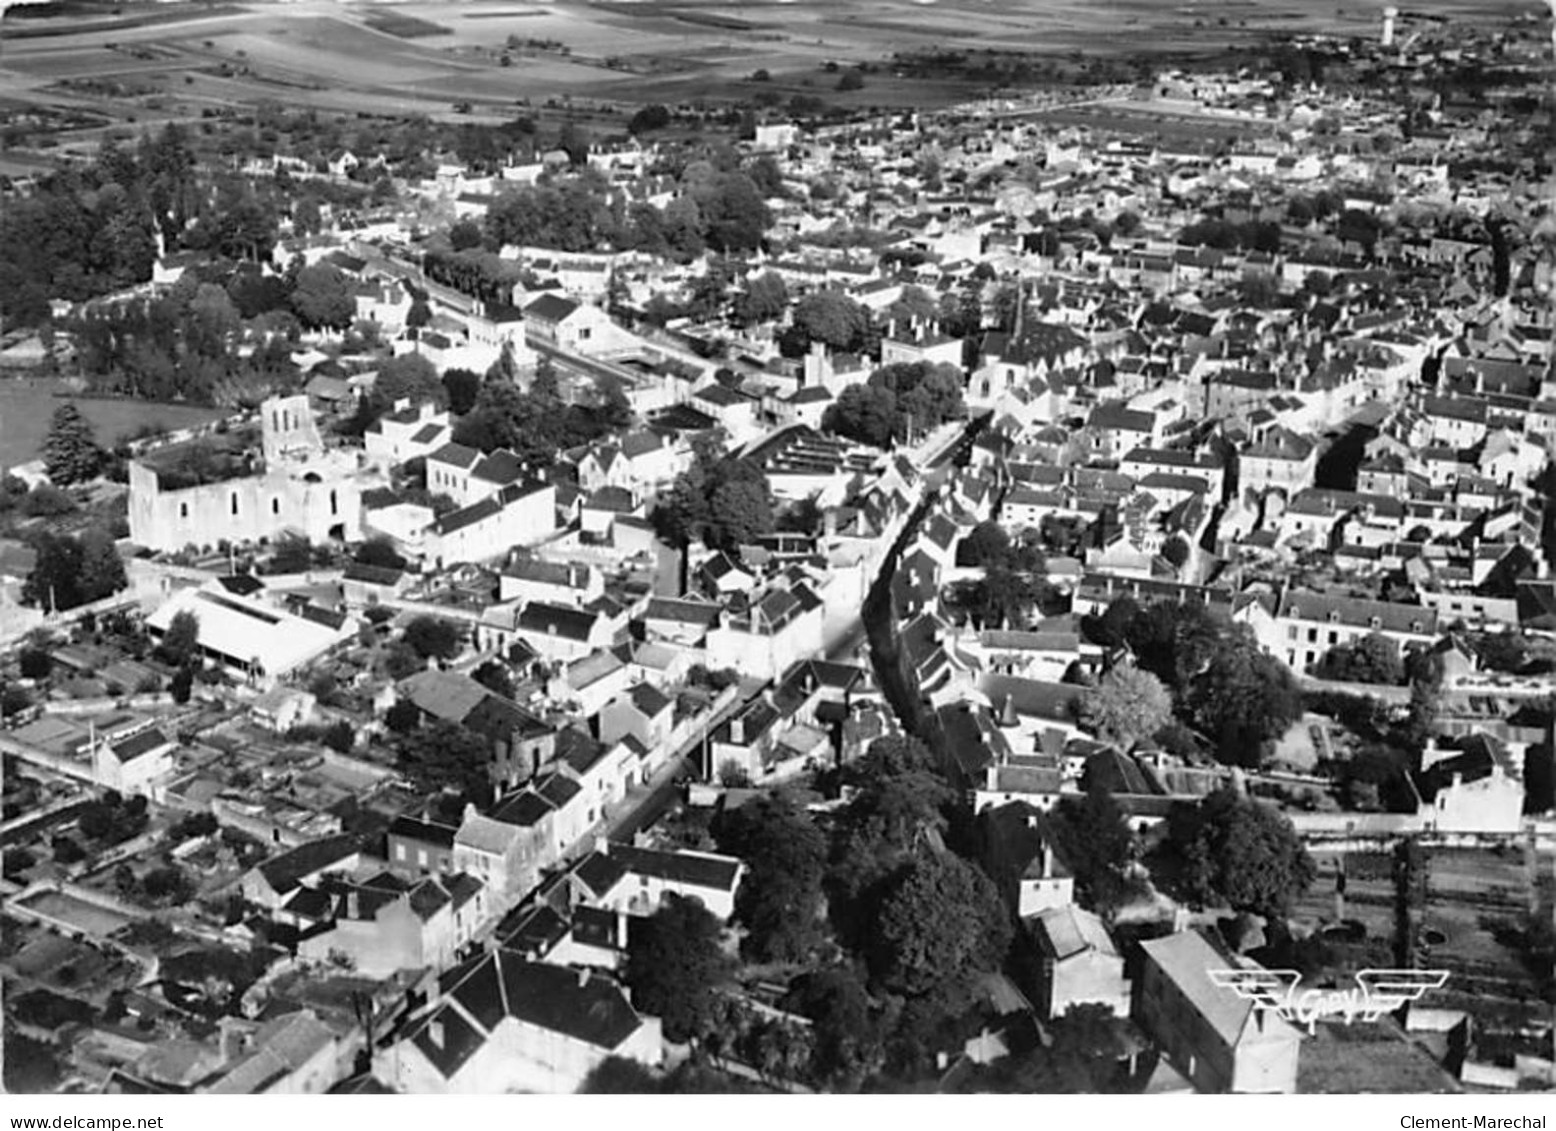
[448,371,629,462]
[1177,216,1284,254]
[955,521,1046,573]
[484,163,772,258]
[68,268,301,405]
[1314,631,1406,685]
[22,528,128,613]
[1168,786,1316,918]
[821,361,965,449]
[1082,595,1304,767]
[620,734,1019,1089]
[652,438,775,552]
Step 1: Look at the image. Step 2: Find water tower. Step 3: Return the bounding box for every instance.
[1381,6,1399,48]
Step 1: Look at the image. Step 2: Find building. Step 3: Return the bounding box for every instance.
[1029,905,1131,1021]
[1133,929,1301,1094]
[128,395,388,553]
[382,954,661,1093]
[145,580,355,684]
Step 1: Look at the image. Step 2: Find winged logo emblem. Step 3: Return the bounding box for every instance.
[1208,968,1449,1033]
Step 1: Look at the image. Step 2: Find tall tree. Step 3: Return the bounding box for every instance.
[291,263,356,331]
[160,609,201,668]
[1169,786,1315,918]
[78,527,127,602]
[394,719,491,802]
[868,851,1012,999]
[43,404,103,486]
[716,795,827,964]
[1081,662,1172,750]
[624,894,733,1045]
[1186,630,1303,767]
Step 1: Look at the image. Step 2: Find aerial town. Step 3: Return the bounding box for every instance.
[0,0,1554,1100]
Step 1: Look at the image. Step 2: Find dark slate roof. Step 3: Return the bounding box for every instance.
[573,850,628,898]
[517,601,597,642]
[609,844,741,891]
[388,816,458,849]
[408,954,644,1078]
[256,834,360,896]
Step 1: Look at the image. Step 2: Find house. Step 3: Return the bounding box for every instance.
[382,955,661,1093]
[146,580,355,685]
[90,723,176,797]
[294,870,487,977]
[202,1010,343,1095]
[365,403,451,467]
[1029,905,1131,1021]
[515,601,616,664]
[577,843,744,921]
[242,834,365,910]
[500,559,603,609]
[427,481,559,568]
[1133,929,1302,1094]
[598,682,675,753]
[521,294,616,354]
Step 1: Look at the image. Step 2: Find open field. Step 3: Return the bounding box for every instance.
[0,0,1538,144]
[0,379,227,469]
[1295,845,1554,1028]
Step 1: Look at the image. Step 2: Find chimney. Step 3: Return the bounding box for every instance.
[1041,843,1055,879]
[730,715,745,745]
[427,1019,445,1048]
[578,967,591,988]
[347,890,360,919]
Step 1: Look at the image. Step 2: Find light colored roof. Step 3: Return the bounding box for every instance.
[145,583,346,676]
[1032,904,1117,960]
[1140,930,1292,1048]
[455,813,520,855]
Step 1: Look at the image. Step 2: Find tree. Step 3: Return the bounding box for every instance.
[736,270,788,325]
[472,659,515,700]
[160,610,201,668]
[291,262,356,331]
[1048,784,1139,914]
[957,521,1011,569]
[1318,632,1404,685]
[652,444,775,551]
[169,666,194,704]
[1161,535,1191,569]
[578,1056,660,1093]
[43,403,102,486]
[354,537,405,571]
[531,355,560,402]
[1185,630,1303,767]
[376,352,446,409]
[623,894,733,1044]
[19,647,51,680]
[1081,662,1172,750]
[23,533,85,612]
[823,383,898,447]
[716,794,827,964]
[868,851,1012,999]
[78,527,127,602]
[791,290,868,351]
[268,535,313,574]
[783,966,884,1090]
[442,367,482,415]
[385,698,421,735]
[1169,786,1315,918]
[627,104,671,135]
[403,615,462,661]
[449,218,485,252]
[395,719,491,802]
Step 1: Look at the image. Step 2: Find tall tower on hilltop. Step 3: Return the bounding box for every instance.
[1381,6,1399,48]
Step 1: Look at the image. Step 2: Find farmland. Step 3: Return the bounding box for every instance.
[0,379,227,470]
[0,0,1535,151]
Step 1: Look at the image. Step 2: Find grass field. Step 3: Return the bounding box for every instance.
[0,0,1537,145]
[0,379,227,469]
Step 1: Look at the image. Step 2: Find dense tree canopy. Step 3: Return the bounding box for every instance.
[1081,662,1172,750]
[623,894,733,1044]
[716,794,828,964]
[42,404,104,487]
[1169,786,1315,918]
[867,850,1012,999]
[652,441,774,551]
